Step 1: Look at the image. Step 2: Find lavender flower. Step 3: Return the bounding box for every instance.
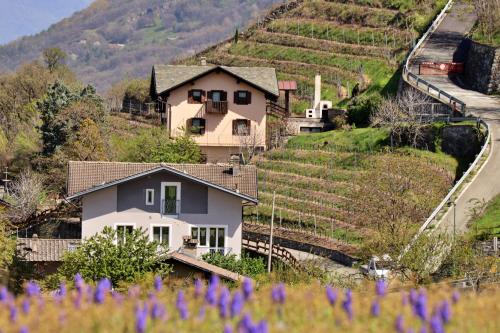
[395,314,404,333]
[9,304,17,323]
[420,327,427,333]
[22,299,30,314]
[238,313,253,333]
[74,273,84,293]
[342,289,353,320]
[325,285,337,306]
[242,278,253,300]
[451,290,460,304]
[150,301,166,320]
[19,327,28,333]
[271,283,286,304]
[230,291,244,318]
[256,320,269,333]
[194,278,203,298]
[176,290,189,320]
[224,324,233,333]
[439,300,451,324]
[198,305,206,320]
[25,281,40,298]
[94,278,111,304]
[205,282,217,306]
[218,287,231,319]
[0,286,9,302]
[371,300,380,317]
[409,289,418,305]
[376,279,387,297]
[57,282,66,297]
[210,275,220,290]
[430,315,444,333]
[153,276,162,292]
[414,292,427,321]
[135,304,148,333]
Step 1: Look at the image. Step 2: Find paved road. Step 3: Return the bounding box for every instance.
[411,1,500,234]
[284,247,359,276]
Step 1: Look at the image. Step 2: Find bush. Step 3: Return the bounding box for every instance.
[201,251,266,278]
[347,95,381,127]
[57,227,171,286]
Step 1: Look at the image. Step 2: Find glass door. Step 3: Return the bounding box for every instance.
[163,184,178,215]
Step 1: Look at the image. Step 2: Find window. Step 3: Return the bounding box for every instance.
[208,90,227,102]
[191,225,226,253]
[161,182,180,216]
[233,119,250,135]
[145,189,154,205]
[150,225,170,247]
[234,90,251,105]
[187,118,206,135]
[115,224,134,244]
[300,127,321,133]
[188,89,204,103]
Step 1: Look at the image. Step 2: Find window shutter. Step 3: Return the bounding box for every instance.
[207,91,213,100]
[201,90,206,103]
[186,118,193,132]
[246,91,252,104]
[246,119,251,135]
[221,91,227,101]
[234,91,239,104]
[188,90,194,104]
[232,119,237,135]
[200,118,206,135]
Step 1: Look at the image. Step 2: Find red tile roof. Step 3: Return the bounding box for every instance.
[278,80,297,91]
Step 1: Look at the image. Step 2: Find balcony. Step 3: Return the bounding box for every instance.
[197,247,233,256]
[161,199,180,216]
[205,100,228,114]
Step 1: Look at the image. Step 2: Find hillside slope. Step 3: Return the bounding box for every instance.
[0,0,281,91]
[182,0,447,114]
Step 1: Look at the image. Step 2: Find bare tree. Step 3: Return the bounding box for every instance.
[238,125,265,164]
[1,170,46,226]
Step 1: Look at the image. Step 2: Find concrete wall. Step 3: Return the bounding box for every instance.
[165,70,268,159]
[82,181,243,257]
[464,40,500,94]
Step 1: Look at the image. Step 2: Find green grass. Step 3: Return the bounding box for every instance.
[472,194,500,237]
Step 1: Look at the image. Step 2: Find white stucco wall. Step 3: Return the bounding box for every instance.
[81,186,243,257]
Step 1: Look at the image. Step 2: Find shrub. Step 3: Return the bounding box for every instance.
[201,251,266,278]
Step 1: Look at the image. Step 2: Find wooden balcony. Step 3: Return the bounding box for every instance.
[205,100,228,114]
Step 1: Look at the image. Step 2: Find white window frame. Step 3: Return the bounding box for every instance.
[145,189,155,206]
[190,225,227,249]
[149,224,172,248]
[160,182,181,217]
[114,223,136,244]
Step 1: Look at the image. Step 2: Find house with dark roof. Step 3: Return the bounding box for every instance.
[66,160,258,258]
[150,60,280,162]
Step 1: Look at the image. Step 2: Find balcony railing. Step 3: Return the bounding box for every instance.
[197,247,233,256]
[161,199,180,216]
[205,100,228,114]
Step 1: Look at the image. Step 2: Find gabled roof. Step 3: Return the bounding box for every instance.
[152,65,279,97]
[16,238,81,262]
[66,161,258,203]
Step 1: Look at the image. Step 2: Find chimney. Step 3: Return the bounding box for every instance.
[31,234,39,252]
[229,154,241,176]
[314,74,321,110]
[200,57,207,66]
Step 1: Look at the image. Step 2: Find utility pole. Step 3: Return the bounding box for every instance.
[267,191,276,273]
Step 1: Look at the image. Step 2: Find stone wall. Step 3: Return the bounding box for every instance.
[464,40,500,94]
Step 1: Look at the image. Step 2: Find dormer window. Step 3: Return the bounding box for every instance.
[188,89,204,103]
[234,90,251,105]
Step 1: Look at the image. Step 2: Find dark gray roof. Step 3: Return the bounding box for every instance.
[152,65,279,97]
[16,238,81,262]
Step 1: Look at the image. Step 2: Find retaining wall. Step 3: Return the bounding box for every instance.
[464,40,500,94]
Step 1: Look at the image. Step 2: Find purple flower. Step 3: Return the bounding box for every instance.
[9,304,17,323]
[430,315,444,333]
[176,290,189,320]
[409,289,418,304]
[271,283,286,304]
[407,329,415,333]
[414,292,427,321]
[238,313,254,333]
[74,273,84,293]
[22,299,30,314]
[420,327,427,333]
[210,275,220,290]
[194,278,203,298]
[256,320,269,333]
[242,278,253,300]
[218,287,231,319]
[135,304,148,333]
[451,290,460,304]
[153,276,162,292]
[0,286,9,302]
[224,324,233,333]
[342,289,353,320]
[150,301,166,320]
[57,282,66,297]
[376,279,387,297]
[395,314,404,333]
[231,290,244,318]
[439,300,451,324]
[19,327,29,333]
[198,305,206,320]
[94,278,111,304]
[325,285,337,306]
[205,282,217,306]
[371,300,380,317]
[25,281,40,297]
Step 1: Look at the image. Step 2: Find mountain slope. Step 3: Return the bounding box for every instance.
[0,0,281,91]
[0,0,93,45]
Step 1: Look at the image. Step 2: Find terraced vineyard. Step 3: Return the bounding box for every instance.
[244,128,459,246]
[181,0,447,114]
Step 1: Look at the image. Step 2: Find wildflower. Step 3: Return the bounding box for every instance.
[0,286,9,302]
[74,273,84,293]
[25,281,40,298]
[231,291,244,318]
[409,289,418,305]
[218,287,231,319]
[370,299,380,317]
[153,276,162,292]
[198,305,206,320]
[135,304,148,333]
[395,314,404,333]
[10,304,17,323]
[206,276,220,306]
[238,313,253,332]
[451,290,460,304]
[224,324,233,333]
[342,289,353,320]
[150,301,166,321]
[57,282,66,297]
[430,315,444,333]
[271,283,286,304]
[210,274,220,290]
[439,300,451,324]
[176,290,189,320]
[94,278,111,304]
[194,278,203,298]
[242,278,253,300]
[376,279,387,297]
[325,285,337,306]
[19,327,29,333]
[420,327,427,333]
[256,320,269,333]
[22,298,30,314]
[414,292,427,321]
